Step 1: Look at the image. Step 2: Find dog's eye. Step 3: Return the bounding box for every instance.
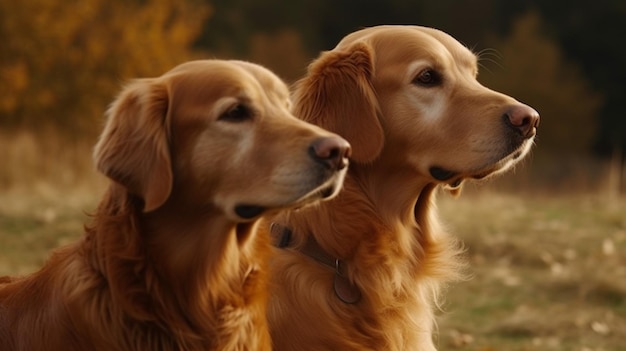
[413,69,442,87]
[219,104,252,122]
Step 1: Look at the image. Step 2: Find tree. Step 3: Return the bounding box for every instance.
[0,0,211,136]
[529,0,626,156]
[479,12,603,155]
[135,0,626,159]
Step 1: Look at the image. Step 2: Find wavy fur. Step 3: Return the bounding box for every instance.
[268,25,538,351]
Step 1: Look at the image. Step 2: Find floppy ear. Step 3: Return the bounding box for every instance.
[93,79,172,212]
[292,42,383,163]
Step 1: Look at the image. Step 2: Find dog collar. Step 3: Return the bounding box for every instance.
[270,223,362,304]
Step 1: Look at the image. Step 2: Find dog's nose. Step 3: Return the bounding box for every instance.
[503,104,540,139]
[309,137,351,171]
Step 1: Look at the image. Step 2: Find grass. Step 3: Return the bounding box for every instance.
[0,130,624,350]
[0,129,104,274]
[436,189,626,351]
[0,184,101,275]
[2,187,623,350]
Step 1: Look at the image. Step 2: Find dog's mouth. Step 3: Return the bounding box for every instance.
[234,205,267,220]
[232,186,337,220]
[233,173,345,220]
[313,183,340,199]
[429,167,463,189]
[429,140,532,188]
[288,177,344,210]
[298,165,348,203]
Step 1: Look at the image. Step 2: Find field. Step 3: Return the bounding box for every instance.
[437,189,626,351]
[0,133,624,350]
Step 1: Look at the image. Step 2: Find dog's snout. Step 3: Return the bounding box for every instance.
[309,137,351,171]
[503,104,540,138]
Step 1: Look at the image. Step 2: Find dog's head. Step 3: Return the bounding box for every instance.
[94,60,350,221]
[293,25,539,189]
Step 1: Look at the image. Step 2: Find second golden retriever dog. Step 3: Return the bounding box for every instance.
[0,60,350,351]
[268,25,540,350]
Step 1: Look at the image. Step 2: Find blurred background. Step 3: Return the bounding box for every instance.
[1,0,624,350]
[1,0,625,194]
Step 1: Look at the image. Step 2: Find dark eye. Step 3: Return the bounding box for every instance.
[412,69,442,87]
[219,104,252,122]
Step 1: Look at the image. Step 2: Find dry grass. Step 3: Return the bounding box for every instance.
[436,188,626,351]
[0,130,104,274]
[0,129,101,190]
[0,131,624,350]
[0,190,95,275]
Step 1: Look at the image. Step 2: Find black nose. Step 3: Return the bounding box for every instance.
[309,136,351,171]
[503,104,540,139]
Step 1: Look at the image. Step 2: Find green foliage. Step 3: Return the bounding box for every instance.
[0,0,211,135]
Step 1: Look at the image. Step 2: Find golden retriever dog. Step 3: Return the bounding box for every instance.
[267,25,540,350]
[0,60,350,351]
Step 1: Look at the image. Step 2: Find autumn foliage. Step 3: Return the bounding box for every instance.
[1,0,624,192]
[0,0,210,136]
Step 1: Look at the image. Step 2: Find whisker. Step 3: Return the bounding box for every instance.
[477,48,504,72]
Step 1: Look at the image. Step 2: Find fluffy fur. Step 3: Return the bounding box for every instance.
[267,25,539,350]
[0,60,349,351]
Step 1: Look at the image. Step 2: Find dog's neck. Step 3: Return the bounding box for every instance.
[145,203,244,293]
[273,161,465,331]
[354,161,437,225]
[279,161,437,259]
[84,183,269,346]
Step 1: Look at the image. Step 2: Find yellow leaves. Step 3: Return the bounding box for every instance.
[0,0,211,134]
[0,62,29,113]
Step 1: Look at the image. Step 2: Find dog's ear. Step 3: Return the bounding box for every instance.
[292,42,383,163]
[94,79,172,212]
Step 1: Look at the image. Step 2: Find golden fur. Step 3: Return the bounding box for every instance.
[267,25,540,350]
[0,60,350,351]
